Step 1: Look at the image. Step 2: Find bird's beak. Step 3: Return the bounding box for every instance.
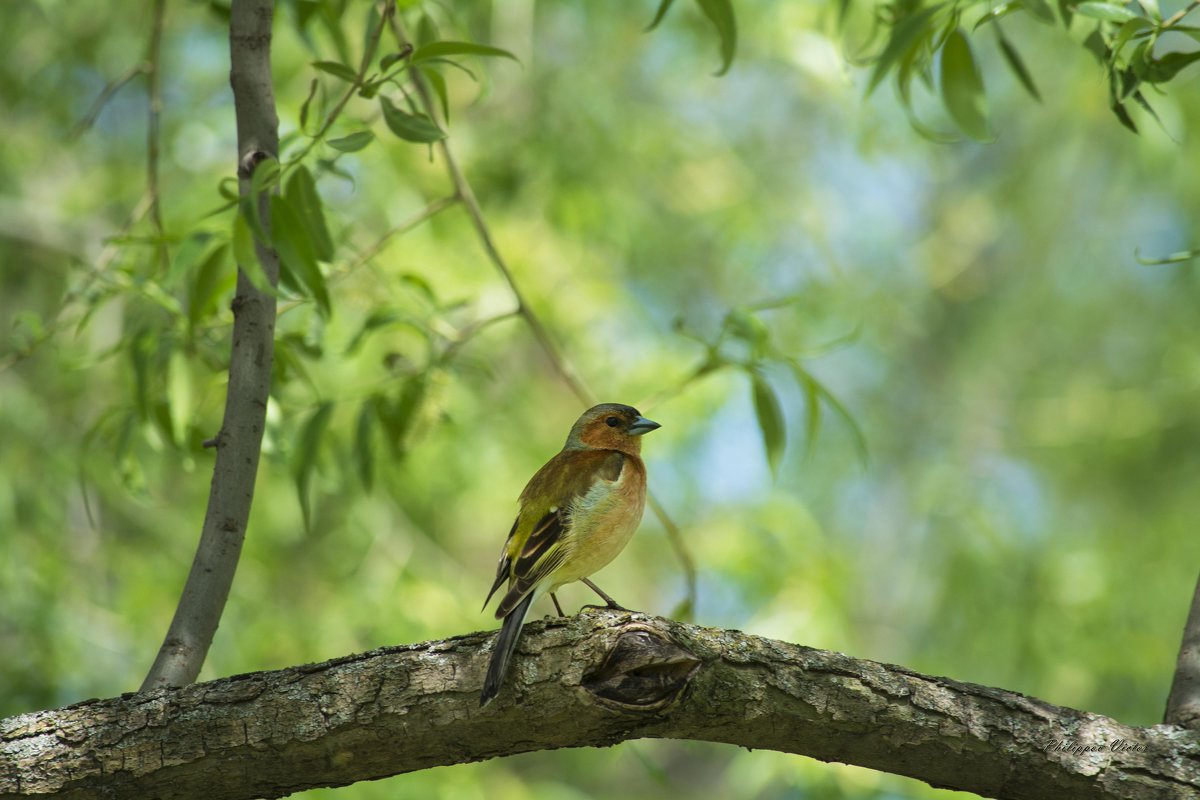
[628,416,661,436]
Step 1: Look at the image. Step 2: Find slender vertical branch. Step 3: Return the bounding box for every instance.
[389,15,698,614]
[1165,570,1200,728]
[146,0,168,272]
[141,0,281,691]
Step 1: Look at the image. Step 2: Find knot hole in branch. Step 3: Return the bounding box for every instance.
[582,623,700,712]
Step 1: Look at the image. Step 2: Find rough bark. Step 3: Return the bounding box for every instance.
[5,612,1198,800]
[1165,570,1200,728]
[140,0,281,691]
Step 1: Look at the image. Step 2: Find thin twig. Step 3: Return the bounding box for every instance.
[71,62,149,139]
[285,0,394,170]
[1163,0,1200,28]
[342,194,460,275]
[388,14,698,615]
[147,0,168,273]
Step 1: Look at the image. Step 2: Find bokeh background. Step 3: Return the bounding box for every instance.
[2,1,1199,798]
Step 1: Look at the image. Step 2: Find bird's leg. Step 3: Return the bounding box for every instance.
[579,577,631,612]
[551,592,566,617]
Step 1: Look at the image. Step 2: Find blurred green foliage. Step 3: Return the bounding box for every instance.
[2,1,1199,798]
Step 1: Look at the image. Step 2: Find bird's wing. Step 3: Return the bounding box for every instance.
[487,449,625,618]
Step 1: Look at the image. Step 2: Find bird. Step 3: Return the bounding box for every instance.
[479,402,661,707]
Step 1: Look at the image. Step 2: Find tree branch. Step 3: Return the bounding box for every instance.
[139,0,281,691]
[146,0,168,273]
[7,612,1198,800]
[1166,569,1200,728]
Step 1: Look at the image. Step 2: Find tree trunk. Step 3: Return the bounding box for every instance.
[5,611,1198,800]
[140,0,281,691]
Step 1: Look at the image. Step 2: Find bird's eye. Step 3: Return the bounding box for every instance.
[605,416,621,428]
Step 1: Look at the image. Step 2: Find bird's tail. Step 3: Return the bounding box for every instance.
[480,592,535,707]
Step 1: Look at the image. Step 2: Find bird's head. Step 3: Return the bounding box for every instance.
[567,403,661,454]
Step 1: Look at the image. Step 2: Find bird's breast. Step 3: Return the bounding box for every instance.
[550,464,646,588]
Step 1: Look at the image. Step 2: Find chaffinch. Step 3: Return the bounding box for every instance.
[479,403,661,706]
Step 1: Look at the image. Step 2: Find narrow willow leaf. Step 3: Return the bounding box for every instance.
[974,1,1022,29]
[419,66,451,123]
[188,244,233,327]
[380,96,446,143]
[1074,2,1138,22]
[231,208,275,295]
[293,402,334,531]
[411,40,519,63]
[996,33,1042,101]
[787,360,869,466]
[313,60,358,82]
[868,4,943,94]
[1022,0,1058,22]
[1135,247,1199,265]
[285,166,334,262]
[940,28,990,140]
[270,194,331,317]
[166,350,192,446]
[694,0,737,75]
[328,130,374,152]
[417,12,440,46]
[1142,50,1200,84]
[355,398,376,491]
[750,372,786,477]
[799,372,822,457]
[646,0,677,30]
[298,78,319,134]
[1112,17,1154,57]
[377,376,426,456]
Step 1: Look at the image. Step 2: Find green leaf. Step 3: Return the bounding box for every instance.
[694,0,738,76]
[232,206,275,295]
[293,402,334,531]
[646,0,677,30]
[417,12,440,47]
[799,372,822,457]
[786,359,868,466]
[1135,247,1199,264]
[298,78,320,134]
[1074,2,1138,22]
[355,399,376,491]
[996,33,1042,101]
[868,4,943,95]
[166,350,192,446]
[974,1,1022,29]
[284,165,334,262]
[270,194,331,317]
[1137,0,1160,20]
[411,40,519,64]
[1112,17,1154,57]
[377,376,426,455]
[1022,0,1059,22]
[380,96,446,143]
[1142,50,1200,84]
[940,28,990,140]
[327,130,375,152]
[751,372,786,477]
[344,307,412,354]
[312,60,358,82]
[726,309,770,359]
[419,66,451,123]
[188,243,233,327]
